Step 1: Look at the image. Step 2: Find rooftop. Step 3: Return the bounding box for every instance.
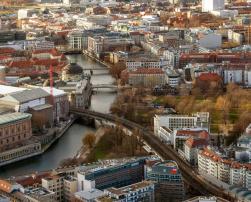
[0,85,26,96]
[0,88,50,104]
[75,189,105,200]
[0,112,31,125]
[106,181,154,196]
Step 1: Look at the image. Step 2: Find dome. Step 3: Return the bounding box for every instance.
[64,63,83,75]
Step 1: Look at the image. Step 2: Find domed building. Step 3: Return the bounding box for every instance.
[62,63,83,81]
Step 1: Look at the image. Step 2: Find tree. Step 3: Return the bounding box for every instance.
[83,133,96,148]
[109,62,126,79]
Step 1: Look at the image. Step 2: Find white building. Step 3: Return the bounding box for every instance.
[184,137,208,165]
[165,69,180,87]
[202,0,225,12]
[105,181,155,202]
[0,88,50,113]
[126,57,168,71]
[154,112,209,135]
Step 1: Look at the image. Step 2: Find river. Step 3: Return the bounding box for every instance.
[0,54,116,178]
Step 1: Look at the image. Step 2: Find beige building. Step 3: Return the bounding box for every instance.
[0,112,32,150]
[128,68,165,88]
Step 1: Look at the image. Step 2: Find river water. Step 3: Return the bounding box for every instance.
[0,54,116,178]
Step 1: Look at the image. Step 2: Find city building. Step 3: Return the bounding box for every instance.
[63,176,78,202]
[165,69,181,87]
[42,174,65,202]
[146,160,185,201]
[73,189,105,202]
[184,196,230,202]
[42,87,69,122]
[88,36,134,56]
[127,68,165,88]
[0,88,50,113]
[184,137,209,165]
[17,187,56,202]
[0,112,32,150]
[125,57,168,71]
[202,0,225,12]
[154,112,210,135]
[77,158,146,191]
[0,195,10,202]
[105,180,155,202]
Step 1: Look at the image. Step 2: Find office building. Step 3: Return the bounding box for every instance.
[105,180,155,202]
[146,160,185,201]
[77,158,146,191]
[202,0,225,12]
[154,112,209,135]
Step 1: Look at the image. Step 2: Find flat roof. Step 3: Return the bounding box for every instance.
[42,87,67,97]
[0,85,26,96]
[0,112,31,125]
[75,189,105,200]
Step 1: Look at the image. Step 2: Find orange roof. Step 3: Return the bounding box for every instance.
[16,173,51,187]
[176,130,209,139]
[197,73,222,82]
[185,137,208,148]
[8,60,33,68]
[0,179,13,193]
[0,47,16,55]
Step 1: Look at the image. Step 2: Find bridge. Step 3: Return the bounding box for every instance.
[70,108,235,200]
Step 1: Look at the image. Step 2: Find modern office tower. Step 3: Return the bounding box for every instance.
[146,160,185,201]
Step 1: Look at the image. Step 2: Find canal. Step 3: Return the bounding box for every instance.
[0,54,116,178]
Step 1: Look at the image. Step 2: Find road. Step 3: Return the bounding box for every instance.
[70,108,234,200]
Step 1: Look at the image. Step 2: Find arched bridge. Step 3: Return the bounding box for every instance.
[70,108,234,200]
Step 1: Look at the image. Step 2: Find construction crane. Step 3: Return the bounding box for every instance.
[49,65,54,104]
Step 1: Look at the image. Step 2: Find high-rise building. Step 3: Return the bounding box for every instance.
[146,160,185,201]
[202,0,225,12]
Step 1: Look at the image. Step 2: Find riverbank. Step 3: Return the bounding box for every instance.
[0,118,76,168]
[75,127,106,160]
[82,50,110,68]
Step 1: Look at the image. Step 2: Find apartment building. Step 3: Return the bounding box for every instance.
[184,137,209,165]
[146,161,185,201]
[128,68,165,88]
[63,176,78,202]
[198,147,251,188]
[88,36,134,56]
[125,57,168,71]
[17,187,56,202]
[105,181,155,202]
[42,174,65,202]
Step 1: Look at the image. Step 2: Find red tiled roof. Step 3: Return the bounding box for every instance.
[8,60,33,68]
[185,137,208,148]
[176,129,209,139]
[33,58,59,66]
[16,173,51,187]
[32,49,52,54]
[197,73,222,82]
[0,47,16,55]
